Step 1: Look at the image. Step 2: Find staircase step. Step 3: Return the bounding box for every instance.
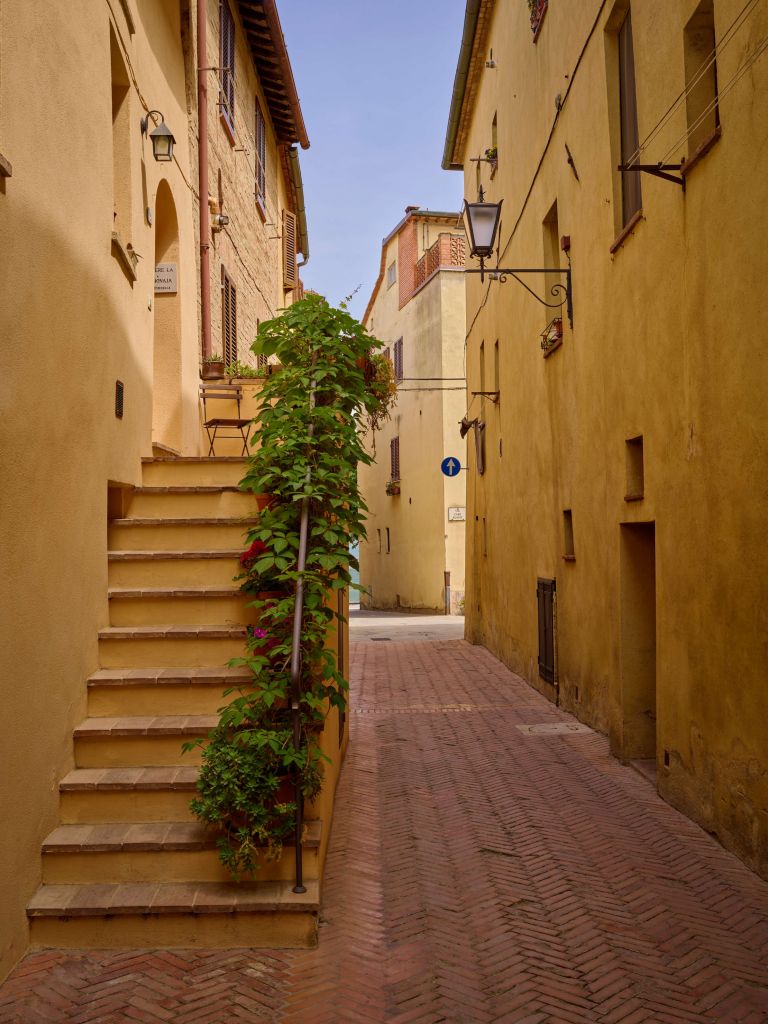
[74,715,217,768]
[40,821,322,884]
[88,666,254,716]
[128,487,266,519]
[108,587,254,627]
[108,550,242,588]
[27,880,319,949]
[98,623,248,668]
[108,518,258,551]
[140,456,249,488]
[60,766,199,823]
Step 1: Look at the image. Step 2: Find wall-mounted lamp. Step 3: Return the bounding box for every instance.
[463,187,573,326]
[211,213,230,233]
[140,110,175,162]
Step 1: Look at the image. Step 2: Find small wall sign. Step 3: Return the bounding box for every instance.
[448,506,466,522]
[154,262,177,293]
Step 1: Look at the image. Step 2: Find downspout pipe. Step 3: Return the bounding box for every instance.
[197,0,212,359]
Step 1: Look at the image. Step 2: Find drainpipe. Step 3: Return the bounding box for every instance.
[197,0,212,359]
[444,571,452,616]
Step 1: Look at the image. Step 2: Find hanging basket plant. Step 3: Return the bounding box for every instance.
[185,294,387,879]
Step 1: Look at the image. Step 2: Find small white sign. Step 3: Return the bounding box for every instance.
[154,262,177,293]
[448,506,466,522]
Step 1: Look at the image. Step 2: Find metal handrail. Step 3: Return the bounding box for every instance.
[289,377,315,894]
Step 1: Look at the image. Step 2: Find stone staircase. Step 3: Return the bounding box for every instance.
[26,457,321,950]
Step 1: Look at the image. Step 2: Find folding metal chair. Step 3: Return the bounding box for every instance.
[199,383,252,456]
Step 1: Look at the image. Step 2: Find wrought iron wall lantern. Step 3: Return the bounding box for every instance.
[463,188,573,327]
[140,110,175,162]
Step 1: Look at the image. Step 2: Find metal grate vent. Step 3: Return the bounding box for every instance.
[115,380,124,419]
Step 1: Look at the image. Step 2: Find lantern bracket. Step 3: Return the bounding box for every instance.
[466,260,573,327]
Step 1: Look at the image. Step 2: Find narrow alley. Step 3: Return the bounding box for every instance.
[2,611,767,1024]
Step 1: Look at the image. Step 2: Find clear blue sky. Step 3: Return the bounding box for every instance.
[278,0,467,320]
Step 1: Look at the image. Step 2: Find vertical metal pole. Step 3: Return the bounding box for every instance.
[289,377,315,895]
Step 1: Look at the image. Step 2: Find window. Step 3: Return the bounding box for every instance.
[255,100,266,210]
[384,346,391,363]
[684,1,719,157]
[386,527,391,554]
[222,267,237,366]
[537,578,556,682]
[393,338,403,382]
[387,261,397,287]
[390,436,400,481]
[219,1,236,136]
[563,510,575,560]
[625,435,644,500]
[377,528,382,553]
[283,209,297,289]
[494,340,500,393]
[618,10,642,226]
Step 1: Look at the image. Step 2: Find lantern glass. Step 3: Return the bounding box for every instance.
[464,198,502,259]
[150,123,175,162]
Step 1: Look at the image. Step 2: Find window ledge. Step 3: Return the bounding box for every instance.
[0,152,12,178]
[111,232,138,282]
[681,126,721,178]
[255,196,267,222]
[624,492,644,502]
[562,555,576,562]
[610,209,644,255]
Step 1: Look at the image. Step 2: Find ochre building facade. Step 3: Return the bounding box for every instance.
[0,0,308,981]
[445,0,768,878]
[359,208,467,613]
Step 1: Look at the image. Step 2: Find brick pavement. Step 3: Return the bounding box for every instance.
[2,636,768,1023]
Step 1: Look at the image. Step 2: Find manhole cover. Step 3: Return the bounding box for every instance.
[516,722,592,736]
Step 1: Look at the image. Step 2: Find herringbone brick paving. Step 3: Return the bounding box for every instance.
[2,635,768,1022]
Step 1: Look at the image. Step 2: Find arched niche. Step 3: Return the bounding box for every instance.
[152,178,182,452]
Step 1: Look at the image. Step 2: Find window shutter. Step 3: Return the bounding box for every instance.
[394,338,403,381]
[255,101,266,206]
[283,209,297,288]
[220,2,235,130]
[390,436,400,481]
[618,10,641,225]
[537,578,556,682]
[222,268,237,366]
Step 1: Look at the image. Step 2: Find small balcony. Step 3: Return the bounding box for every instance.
[413,233,466,294]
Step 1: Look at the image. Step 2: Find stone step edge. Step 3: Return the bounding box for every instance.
[110,517,259,527]
[27,879,319,916]
[60,766,200,791]
[74,716,218,738]
[141,456,249,464]
[88,668,252,687]
[109,550,242,561]
[42,820,322,853]
[108,587,243,600]
[98,624,247,640]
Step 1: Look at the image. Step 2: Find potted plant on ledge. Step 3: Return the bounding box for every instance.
[202,353,225,380]
[385,479,401,496]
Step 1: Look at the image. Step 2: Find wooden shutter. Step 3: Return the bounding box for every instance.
[537,578,556,683]
[283,209,297,288]
[394,338,403,381]
[222,268,237,366]
[390,436,400,481]
[618,9,641,225]
[255,101,266,206]
[220,2,235,131]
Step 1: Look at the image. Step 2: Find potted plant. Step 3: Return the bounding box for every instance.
[224,358,269,380]
[385,480,401,496]
[202,353,225,379]
[541,317,563,354]
[528,0,548,35]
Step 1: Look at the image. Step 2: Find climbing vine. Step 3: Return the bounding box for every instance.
[185,294,391,878]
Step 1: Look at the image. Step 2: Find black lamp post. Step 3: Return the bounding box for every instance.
[463,187,573,326]
[141,111,175,162]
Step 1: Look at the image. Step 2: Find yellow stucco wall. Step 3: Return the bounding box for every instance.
[457,0,768,877]
[0,0,202,979]
[359,218,467,612]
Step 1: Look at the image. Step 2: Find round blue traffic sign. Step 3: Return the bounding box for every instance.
[441,457,461,477]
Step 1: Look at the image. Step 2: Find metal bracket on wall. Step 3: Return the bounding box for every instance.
[618,162,685,189]
[466,264,573,328]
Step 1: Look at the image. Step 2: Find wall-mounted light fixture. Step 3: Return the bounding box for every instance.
[463,186,573,326]
[140,111,175,162]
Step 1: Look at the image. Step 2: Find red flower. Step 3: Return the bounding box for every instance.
[240,539,268,570]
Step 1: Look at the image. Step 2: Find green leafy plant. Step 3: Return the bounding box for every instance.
[224,359,268,379]
[203,353,225,365]
[485,146,498,161]
[187,293,387,878]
